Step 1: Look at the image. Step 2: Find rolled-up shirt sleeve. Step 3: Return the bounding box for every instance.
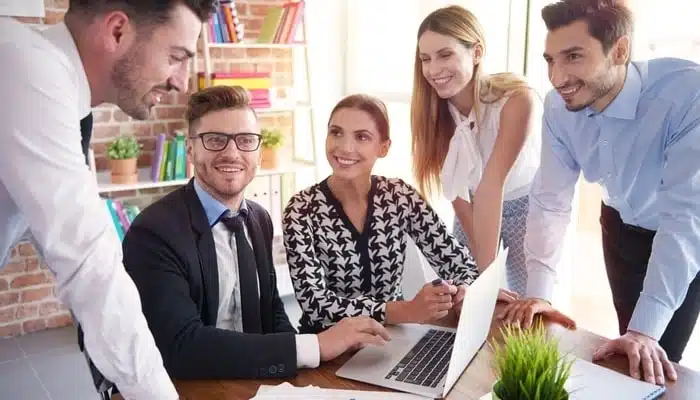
[524,97,581,303]
[0,42,177,399]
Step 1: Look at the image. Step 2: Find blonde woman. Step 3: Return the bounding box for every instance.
[411,5,541,296]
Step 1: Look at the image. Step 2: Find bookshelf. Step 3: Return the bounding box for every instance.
[96,163,315,193]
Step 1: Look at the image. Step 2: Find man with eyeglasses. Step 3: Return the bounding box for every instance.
[120,85,391,380]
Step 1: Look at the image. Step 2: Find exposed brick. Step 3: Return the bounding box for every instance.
[21,287,53,303]
[271,48,292,59]
[39,301,59,317]
[0,307,17,323]
[152,123,168,135]
[95,156,108,171]
[94,125,120,139]
[18,243,35,257]
[133,123,153,137]
[138,153,153,168]
[237,3,249,15]
[92,142,107,155]
[93,109,112,123]
[46,313,73,329]
[245,18,264,32]
[210,48,224,59]
[23,318,47,334]
[167,121,186,133]
[1,260,26,275]
[213,61,228,72]
[113,110,131,122]
[11,273,50,289]
[17,304,38,319]
[155,106,187,120]
[274,61,291,73]
[224,48,246,59]
[0,279,8,292]
[140,138,156,151]
[246,48,272,58]
[25,258,40,273]
[0,323,22,338]
[0,293,19,308]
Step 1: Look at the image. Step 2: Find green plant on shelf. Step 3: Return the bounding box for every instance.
[490,320,574,400]
[261,128,284,149]
[106,135,142,160]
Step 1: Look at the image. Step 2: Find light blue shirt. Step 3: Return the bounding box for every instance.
[524,58,700,340]
[193,179,247,226]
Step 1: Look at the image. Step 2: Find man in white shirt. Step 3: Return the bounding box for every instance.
[121,85,392,380]
[0,1,216,398]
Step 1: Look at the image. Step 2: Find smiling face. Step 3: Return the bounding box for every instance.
[544,20,626,112]
[110,4,201,119]
[326,107,390,182]
[188,107,261,206]
[418,29,480,100]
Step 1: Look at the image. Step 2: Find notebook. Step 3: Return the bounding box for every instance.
[566,357,666,399]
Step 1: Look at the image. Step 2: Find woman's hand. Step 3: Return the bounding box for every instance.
[408,280,458,324]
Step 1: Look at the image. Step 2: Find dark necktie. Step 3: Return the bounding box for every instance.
[80,112,93,166]
[220,211,263,334]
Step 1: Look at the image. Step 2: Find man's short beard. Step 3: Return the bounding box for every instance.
[111,44,151,120]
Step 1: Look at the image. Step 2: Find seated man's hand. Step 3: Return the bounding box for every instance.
[317,316,391,362]
[496,297,576,329]
[593,330,677,385]
[409,280,458,323]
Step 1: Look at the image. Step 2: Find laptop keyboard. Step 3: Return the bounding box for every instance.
[384,329,456,388]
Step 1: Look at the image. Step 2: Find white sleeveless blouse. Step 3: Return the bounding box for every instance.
[441,92,541,203]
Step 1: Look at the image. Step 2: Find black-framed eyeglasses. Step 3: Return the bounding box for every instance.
[191,132,262,152]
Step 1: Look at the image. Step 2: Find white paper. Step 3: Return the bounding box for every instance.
[0,0,45,17]
[250,382,426,400]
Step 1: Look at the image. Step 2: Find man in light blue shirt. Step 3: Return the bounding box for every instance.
[499,0,700,386]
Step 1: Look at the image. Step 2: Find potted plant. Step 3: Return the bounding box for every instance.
[490,320,573,400]
[107,134,142,184]
[260,127,284,170]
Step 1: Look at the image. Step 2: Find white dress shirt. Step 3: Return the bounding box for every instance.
[0,18,177,399]
[441,92,541,203]
[194,180,320,368]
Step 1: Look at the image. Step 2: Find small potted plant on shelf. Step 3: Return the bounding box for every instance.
[107,134,142,184]
[260,127,284,170]
[490,320,573,400]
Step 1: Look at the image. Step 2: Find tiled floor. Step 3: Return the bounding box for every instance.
[0,297,304,400]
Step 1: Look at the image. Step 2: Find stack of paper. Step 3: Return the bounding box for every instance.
[249,382,426,399]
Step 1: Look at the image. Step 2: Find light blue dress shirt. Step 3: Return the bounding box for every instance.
[193,179,247,226]
[524,58,700,340]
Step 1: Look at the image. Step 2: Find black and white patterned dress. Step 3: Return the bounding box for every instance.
[282,176,479,333]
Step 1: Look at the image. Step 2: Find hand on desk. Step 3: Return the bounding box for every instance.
[593,330,677,386]
[317,316,391,362]
[496,298,576,330]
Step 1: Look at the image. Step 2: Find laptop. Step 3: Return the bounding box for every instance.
[336,249,507,399]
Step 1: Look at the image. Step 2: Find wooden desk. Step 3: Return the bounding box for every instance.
[116,305,700,399]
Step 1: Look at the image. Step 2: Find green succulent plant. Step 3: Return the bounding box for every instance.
[106,135,142,160]
[261,128,284,149]
[491,320,573,400]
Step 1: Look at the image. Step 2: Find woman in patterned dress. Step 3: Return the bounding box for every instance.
[282,94,516,334]
[411,5,542,296]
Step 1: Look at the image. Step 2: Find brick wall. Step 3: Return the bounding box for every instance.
[1,0,295,337]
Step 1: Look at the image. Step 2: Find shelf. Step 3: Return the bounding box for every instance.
[207,42,307,49]
[96,162,315,193]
